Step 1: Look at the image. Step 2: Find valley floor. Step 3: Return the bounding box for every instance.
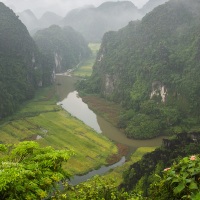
[79,94,157,186]
[0,86,117,176]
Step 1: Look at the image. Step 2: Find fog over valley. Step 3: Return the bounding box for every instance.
[1,0,149,17]
[1,0,169,41]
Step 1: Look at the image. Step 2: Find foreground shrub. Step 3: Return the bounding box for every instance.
[0,141,73,200]
[150,155,200,200]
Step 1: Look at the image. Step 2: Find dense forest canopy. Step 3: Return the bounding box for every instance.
[0,2,46,118]
[34,25,90,73]
[80,0,200,139]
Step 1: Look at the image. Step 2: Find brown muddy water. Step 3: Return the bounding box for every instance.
[55,75,165,185]
[56,75,165,149]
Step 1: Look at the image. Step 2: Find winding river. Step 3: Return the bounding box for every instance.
[55,75,165,184]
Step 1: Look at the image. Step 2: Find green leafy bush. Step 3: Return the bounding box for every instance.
[54,176,144,200]
[0,141,73,200]
[150,155,200,200]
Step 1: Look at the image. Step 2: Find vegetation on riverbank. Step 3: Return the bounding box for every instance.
[121,132,200,198]
[103,147,157,186]
[78,89,158,186]
[82,95,124,127]
[79,0,200,140]
[0,86,117,175]
[73,43,100,77]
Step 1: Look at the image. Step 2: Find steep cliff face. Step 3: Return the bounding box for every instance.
[0,2,46,118]
[83,0,200,139]
[34,25,90,73]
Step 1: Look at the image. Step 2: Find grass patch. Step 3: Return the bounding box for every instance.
[0,86,117,175]
[73,43,101,77]
[82,95,124,127]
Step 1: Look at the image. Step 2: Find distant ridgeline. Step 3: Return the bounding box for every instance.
[62,1,142,42]
[17,0,169,42]
[80,0,200,139]
[33,25,90,73]
[0,3,52,118]
[17,10,62,35]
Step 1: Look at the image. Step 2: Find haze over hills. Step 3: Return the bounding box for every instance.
[39,12,62,29]
[16,0,169,41]
[62,1,142,42]
[34,25,90,73]
[17,9,39,31]
[80,0,200,139]
[0,3,46,118]
[0,2,90,118]
[140,0,169,14]
[17,10,62,35]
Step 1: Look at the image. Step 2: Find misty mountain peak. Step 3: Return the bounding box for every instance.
[39,11,62,28]
[20,9,38,19]
[40,11,62,19]
[97,1,137,10]
[141,0,169,14]
[62,0,141,42]
[17,9,39,31]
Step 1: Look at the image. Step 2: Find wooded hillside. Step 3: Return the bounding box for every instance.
[80,0,200,139]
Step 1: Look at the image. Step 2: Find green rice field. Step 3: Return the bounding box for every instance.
[0,86,117,175]
[73,43,101,77]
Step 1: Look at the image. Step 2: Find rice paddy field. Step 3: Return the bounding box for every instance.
[0,86,117,175]
[73,43,101,77]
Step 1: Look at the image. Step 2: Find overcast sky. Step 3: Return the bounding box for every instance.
[0,0,149,17]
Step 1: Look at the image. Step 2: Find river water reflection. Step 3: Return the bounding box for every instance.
[56,75,165,150]
[56,75,166,184]
[58,91,101,133]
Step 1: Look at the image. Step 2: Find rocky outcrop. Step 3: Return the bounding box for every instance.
[150,81,167,102]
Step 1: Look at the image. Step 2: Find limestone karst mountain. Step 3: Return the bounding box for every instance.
[18,9,39,32]
[62,1,142,42]
[38,11,62,29]
[0,3,48,118]
[80,0,200,139]
[141,0,169,14]
[34,25,90,73]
